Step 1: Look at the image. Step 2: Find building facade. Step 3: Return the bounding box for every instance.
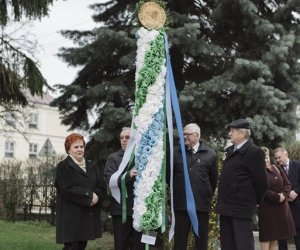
[0,90,70,161]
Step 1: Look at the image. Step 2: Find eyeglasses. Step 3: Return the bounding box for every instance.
[120,136,130,140]
[183,133,197,137]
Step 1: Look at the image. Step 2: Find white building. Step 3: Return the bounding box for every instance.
[0,90,70,160]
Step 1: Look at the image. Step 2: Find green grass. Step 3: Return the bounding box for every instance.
[0,220,114,250]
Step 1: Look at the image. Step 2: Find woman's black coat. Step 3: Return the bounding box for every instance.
[55,156,106,243]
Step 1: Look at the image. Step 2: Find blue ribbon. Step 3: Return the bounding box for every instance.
[164,33,199,236]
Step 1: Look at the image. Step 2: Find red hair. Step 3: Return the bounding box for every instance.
[64,133,85,153]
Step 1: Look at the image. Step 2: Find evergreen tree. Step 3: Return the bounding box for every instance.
[52,0,300,164]
[0,0,53,105]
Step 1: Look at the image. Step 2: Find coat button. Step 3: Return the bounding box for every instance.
[90,212,94,216]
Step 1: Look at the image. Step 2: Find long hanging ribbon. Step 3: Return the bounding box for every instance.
[121,153,136,224]
[164,33,199,237]
[121,172,128,223]
[165,68,175,240]
[109,123,137,203]
[161,101,167,233]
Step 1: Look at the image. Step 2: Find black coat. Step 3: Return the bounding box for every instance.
[55,156,106,243]
[217,140,268,219]
[285,160,300,228]
[172,142,218,212]
[104,150,135,216]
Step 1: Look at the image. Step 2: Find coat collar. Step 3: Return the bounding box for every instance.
[287,160,296,177]
[196,141,209,153]
[67,155,89,176]
[179,141,208,153]
[118,149,125,157]
[226,139,253,156]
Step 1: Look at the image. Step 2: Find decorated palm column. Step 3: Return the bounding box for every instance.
[132,1,167,234]
[109,0,199,247]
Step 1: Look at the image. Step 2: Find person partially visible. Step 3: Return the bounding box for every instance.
[104,127,145,250]
[55,133,106,250]
[274,147,300,250]
[258,147,295,250]
[172,123,218,250]
[217,118,268,250]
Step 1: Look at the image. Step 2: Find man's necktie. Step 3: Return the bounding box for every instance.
[284,164,289,174]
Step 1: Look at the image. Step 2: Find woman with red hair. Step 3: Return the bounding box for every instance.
[258,147,295,250]
[55,133,106,250]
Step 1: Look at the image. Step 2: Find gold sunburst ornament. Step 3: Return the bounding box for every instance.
[138,1,167,30]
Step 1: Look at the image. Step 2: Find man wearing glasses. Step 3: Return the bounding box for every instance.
[104,127,144,250]
[172,123,218,250]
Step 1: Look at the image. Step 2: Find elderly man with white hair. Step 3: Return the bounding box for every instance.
[104,127,144,250]
[217,118,268,250]
[172,123,218,250]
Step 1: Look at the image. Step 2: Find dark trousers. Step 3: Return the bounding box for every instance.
[112,215,145,250]
[278,227,300,250]
[174,211,209,250]
[220,215,254,250]
[63,241,87,250]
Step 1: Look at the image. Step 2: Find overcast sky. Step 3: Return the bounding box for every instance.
[31,0,100,96]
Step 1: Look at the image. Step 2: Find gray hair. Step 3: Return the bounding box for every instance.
[237,128,251,139]
[274,147,288,155]
[122,127,131,132]
[184,123,201,136]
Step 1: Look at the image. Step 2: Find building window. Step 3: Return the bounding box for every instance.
[29,113,38,129]
[29,143,38,158]
[5,141,15,158]
[4,112,16,127]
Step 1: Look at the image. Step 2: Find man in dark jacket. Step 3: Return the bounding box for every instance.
[104,127,144,250]
[274,147,300,250]
[217,118,268,250]
[172,123,218,250]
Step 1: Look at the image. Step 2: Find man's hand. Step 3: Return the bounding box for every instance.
[130,169,138,178]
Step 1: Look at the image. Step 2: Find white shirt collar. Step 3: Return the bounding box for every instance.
[285,159,290,168]
[235,139,248,150]
[192,142,200,153]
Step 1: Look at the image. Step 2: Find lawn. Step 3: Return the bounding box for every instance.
[0,220,114,250]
